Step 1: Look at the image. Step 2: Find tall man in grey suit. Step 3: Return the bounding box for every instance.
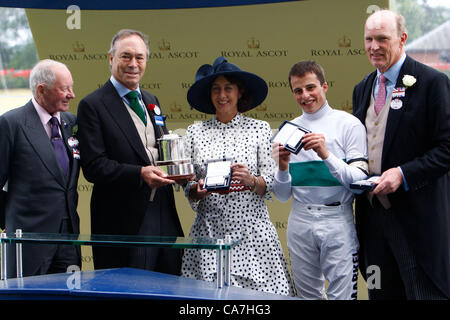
[0,59,81,277]
[353,10,450,299]
[77,29,187,274]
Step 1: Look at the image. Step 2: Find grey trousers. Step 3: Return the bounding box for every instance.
[363,201,446,300]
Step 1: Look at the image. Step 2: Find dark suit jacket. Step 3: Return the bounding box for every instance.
[352,55,450,297]
[77,80,183,269]
[0,190,6,230]
[0,101,81,277]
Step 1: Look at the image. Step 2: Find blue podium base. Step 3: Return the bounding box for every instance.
[0,268,297,300]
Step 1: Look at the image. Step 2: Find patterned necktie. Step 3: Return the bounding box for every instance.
[126,91,147,125]
[49,117,69,176]
[374,74,386,116]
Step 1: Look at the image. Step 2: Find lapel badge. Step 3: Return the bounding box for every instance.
[68,136,79,148]
[154,115,166,126]
[72,148,80,160]
[392,87,406,98]
[390,98,403,110]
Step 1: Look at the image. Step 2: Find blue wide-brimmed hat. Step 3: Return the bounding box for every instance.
[187,56,268,114]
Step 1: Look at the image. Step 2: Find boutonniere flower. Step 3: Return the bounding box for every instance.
[72,124,78,136]
[147,103,161,115]
[402,75,416,88]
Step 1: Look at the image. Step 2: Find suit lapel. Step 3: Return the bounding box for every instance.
[60,113,77,185]
[101,81,151,164]
[141,91,167,139]
[382,56,413,166]
[355,72,376,123]
[22,102,66,187]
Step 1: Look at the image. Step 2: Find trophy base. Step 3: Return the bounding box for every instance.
[158,162,194,178]
[167,173,195,180]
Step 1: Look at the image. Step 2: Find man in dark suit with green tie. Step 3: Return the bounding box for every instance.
[77,29,186,274]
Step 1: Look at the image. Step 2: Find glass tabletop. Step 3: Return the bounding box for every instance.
[0,232,239,250]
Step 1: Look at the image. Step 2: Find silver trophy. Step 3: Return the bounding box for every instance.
[156,132,194,178]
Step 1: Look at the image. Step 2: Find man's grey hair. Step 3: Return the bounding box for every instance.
[108,29,150,58]
[393,11,408,36]
[29,59,68,97]
[367,9,408,37]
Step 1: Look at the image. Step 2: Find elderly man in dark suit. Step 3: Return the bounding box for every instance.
[77,29,187,275]
[352,9,450,299]
[0,59,81,277]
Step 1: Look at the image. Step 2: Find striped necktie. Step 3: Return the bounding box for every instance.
[374,74,386,116]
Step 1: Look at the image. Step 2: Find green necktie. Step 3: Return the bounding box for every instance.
[126,91,146,125]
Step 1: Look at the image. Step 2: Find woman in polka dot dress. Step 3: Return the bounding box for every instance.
[182,57,294,296]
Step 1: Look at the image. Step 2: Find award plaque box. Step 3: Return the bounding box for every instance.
[203,158,233,192]
[271,120,310,154]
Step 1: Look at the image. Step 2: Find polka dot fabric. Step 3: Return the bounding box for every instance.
[182,113,294,296]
